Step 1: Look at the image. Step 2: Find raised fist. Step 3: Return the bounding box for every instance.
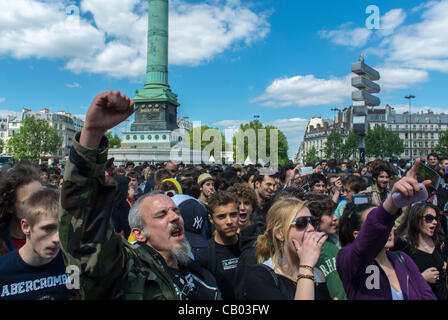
[80,91,135,149]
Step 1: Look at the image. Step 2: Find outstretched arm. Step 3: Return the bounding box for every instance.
[59,91,134,299]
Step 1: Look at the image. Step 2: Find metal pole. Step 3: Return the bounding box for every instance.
[405,95,415,161]
[359,135,365,165]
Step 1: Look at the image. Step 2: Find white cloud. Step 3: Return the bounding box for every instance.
[378,9,406,36]
[0,0,105,59]
[0,0,270,79]
[73,114,86,121]
[251,65,429,110]
[0,110,21,118]
[385,0,448,73]
[318,8,406,47]
[319,2,448,76]
[319,23,372,48]
[252,74,351,108]
[66,82,82,88]
[390,104,448,115]
[169,0,270,66]
[377,67,429,90]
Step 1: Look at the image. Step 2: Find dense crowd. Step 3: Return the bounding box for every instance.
[0,90,447,300]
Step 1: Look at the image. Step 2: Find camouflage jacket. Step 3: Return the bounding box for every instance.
[58,133,178,300]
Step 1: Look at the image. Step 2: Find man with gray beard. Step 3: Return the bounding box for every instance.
[59,90,220,300]
[128,191,221,300]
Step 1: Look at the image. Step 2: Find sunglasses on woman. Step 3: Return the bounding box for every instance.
[291,216,318,231]
[423,214,439,223]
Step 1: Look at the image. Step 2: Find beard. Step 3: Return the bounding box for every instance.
[170,238,192,266]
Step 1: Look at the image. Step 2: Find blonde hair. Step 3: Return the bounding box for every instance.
[23,188,59,228]
[255,198,307,265]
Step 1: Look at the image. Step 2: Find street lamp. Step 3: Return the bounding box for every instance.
[331,108,342,124]
[405,95,415,161]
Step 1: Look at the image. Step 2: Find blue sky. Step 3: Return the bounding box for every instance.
[1,0,448,157]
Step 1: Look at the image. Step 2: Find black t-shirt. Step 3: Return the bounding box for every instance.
[138,243,220,300]
[213,241,241,300]
[195,239,241,300]
[244,264,331,300]
[0,250,71,300]
[166,263,220,300]
[404,246,447,300]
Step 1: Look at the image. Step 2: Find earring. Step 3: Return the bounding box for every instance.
[277,243,288,266]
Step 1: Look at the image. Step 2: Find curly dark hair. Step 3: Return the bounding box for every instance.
[302,192,337,225]
[227,183,257,210]
[0,164,40,256]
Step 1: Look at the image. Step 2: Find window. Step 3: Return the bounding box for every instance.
[126,135,130,140]
[133,135,137,140]
[141,135,145,140]
[148,135,152,140]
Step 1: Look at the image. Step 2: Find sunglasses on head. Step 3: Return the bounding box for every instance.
[291,216,318,231]
[423,214,439,223]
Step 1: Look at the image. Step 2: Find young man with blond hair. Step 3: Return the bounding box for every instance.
[0,188,72,300]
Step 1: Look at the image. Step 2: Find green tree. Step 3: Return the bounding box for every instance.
[187,125,227,160]
[7,116,62,163]
[435,131,448,158]
[0,139,4,154]
[106,131,122,149]
[232,120,289,166]
[342,131,360,160]
[324,131,344,159]
[304,146,320,164]
[365,125,404,158]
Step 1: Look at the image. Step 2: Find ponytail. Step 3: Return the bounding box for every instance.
[256,232,275,264]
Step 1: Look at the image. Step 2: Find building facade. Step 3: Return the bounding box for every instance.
[299,105,448,162]
[301,113,351,161]
[1,108,84,160]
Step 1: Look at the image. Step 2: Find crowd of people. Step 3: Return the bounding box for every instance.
[0,90,447,300]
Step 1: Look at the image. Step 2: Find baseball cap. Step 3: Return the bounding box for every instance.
[177,198,210,248]
[197,173,215,186]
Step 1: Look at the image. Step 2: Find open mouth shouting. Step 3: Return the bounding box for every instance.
[170,224,184,240]
[239,213,248,224]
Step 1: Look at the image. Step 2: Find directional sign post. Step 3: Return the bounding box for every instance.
[351,56,381,165]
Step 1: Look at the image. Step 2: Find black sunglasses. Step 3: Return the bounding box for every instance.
[291,216,318,231]
[423,214,439,223]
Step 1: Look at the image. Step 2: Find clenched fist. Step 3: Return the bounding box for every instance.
[80,91,135,149]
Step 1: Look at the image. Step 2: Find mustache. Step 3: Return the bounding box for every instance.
[169,222,184,233]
